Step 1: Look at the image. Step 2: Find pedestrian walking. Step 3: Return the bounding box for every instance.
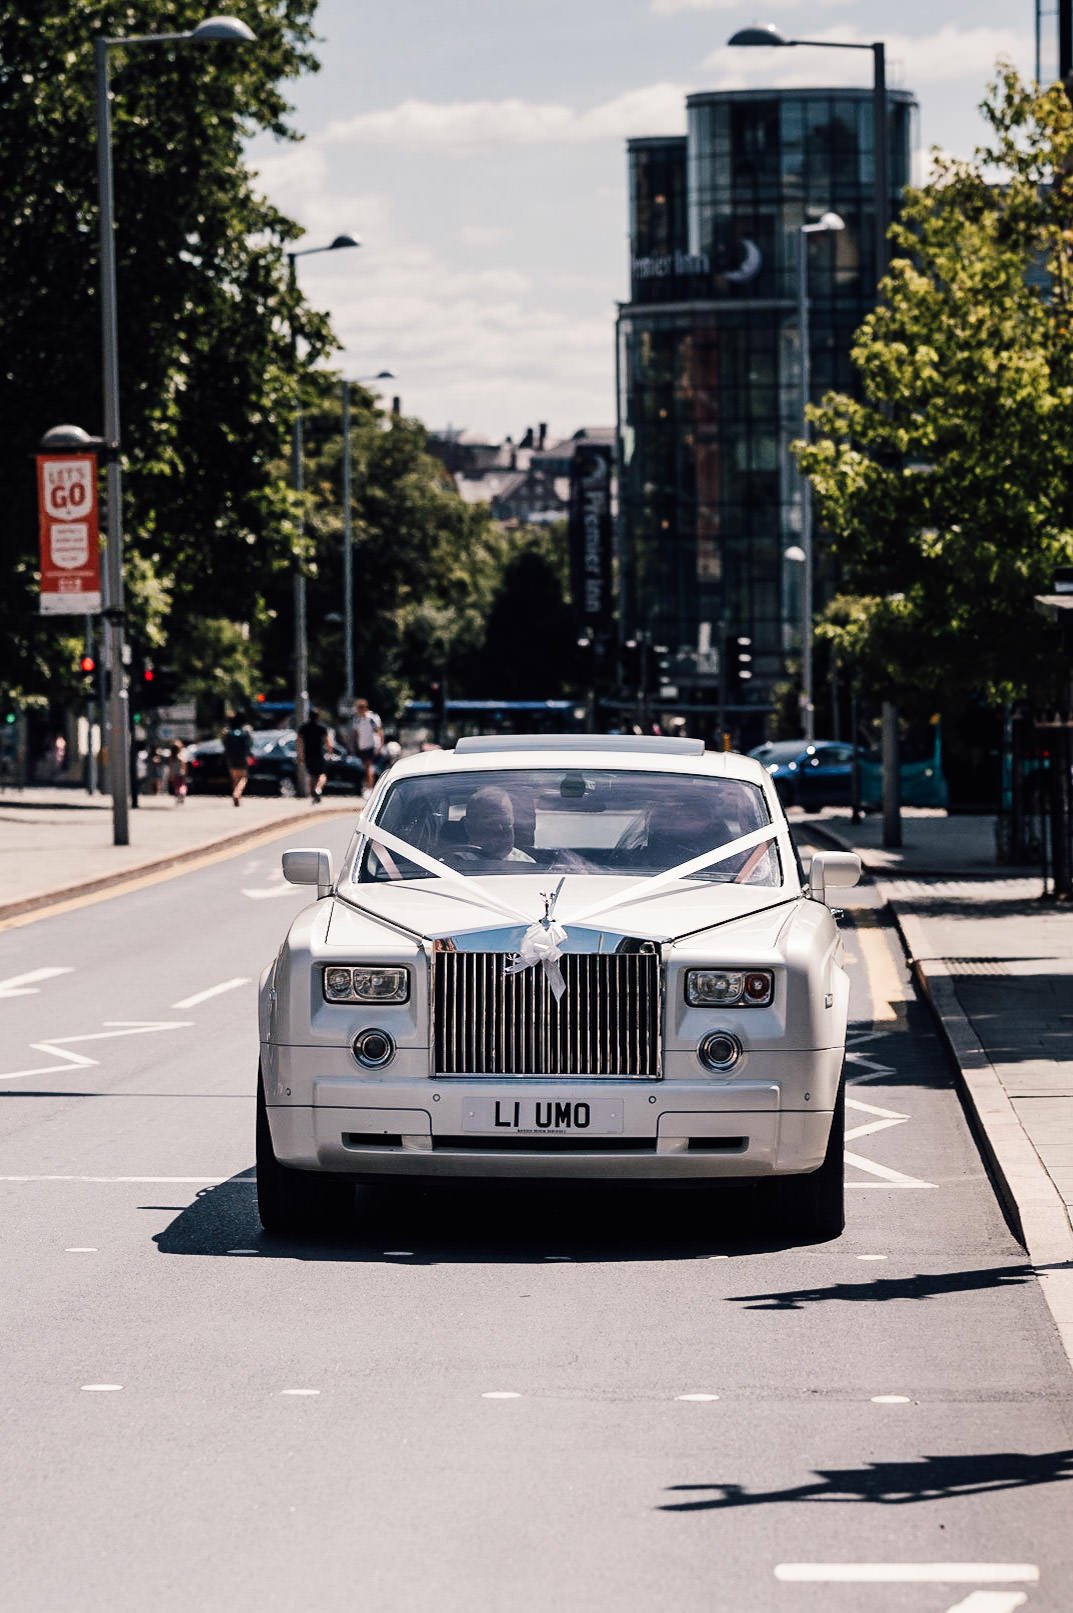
[222,712,254,806]
[165,739,187,804]
[297,707,330,804]
[351,697,384,793]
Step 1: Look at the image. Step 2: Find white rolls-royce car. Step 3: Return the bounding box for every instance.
[257,735,860,1239]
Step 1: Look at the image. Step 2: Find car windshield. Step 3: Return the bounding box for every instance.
[355,768,781,886]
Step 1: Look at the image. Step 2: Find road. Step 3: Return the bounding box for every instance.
[1,821,1070,1612]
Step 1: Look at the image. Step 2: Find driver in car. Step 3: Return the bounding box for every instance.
[453,787,536,865]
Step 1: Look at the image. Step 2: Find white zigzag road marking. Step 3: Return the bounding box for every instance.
[0,1021,193,1082]
[842,1031,936,1188]
[0,966,75,999]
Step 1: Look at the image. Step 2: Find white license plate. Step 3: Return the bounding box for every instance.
[461,1096,623,1136]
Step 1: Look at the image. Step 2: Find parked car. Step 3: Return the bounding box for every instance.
[250,735,367,798]
[186,729,369,798]
[185,729,292,795]
[749,739,868,810]
[750,733,949,812]
[257,733,860,1241]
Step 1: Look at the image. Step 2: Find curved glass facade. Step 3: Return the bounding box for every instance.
[617,89,916,744]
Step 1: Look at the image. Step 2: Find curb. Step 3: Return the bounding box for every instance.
[885,898,1073,1373]
[799,814,1073,1364]
[0,802,357,924]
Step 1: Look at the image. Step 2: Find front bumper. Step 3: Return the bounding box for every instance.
[262,1044,843,1181]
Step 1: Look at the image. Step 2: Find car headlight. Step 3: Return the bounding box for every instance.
[323,966,410,1004]
[685,969,773,1007]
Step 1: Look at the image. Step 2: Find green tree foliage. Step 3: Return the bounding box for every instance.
[0,0,322,707]
[281,379,510,715]
[459,524,587,699]
[796,66,1073,711]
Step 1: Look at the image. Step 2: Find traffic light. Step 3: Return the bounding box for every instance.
[725,632,753,699]
[79,652,96,677]
[430,679,446,722]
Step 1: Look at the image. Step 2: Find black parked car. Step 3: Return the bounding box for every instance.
[249,734,368,797]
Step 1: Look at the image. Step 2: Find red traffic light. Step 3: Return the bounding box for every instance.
[256,692,266,703]
[143,666,154,682]
[80,654,95,674]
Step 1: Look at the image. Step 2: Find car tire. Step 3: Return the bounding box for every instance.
[775,1075,845,1242]
[256,1070,353,1235]
[276,774,297,800]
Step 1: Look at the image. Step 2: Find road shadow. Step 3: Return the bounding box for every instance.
[844,1008,954,1090]
[658,1448,1073,1511]
[724,1261,1054,1311]
[154,1170,821,1264]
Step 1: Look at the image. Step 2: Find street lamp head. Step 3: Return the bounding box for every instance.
[784,544,807,563]
[39,423,95,451]
[190,16,256,42]
[817,211,845,232]
[726,24,792,47]
[329,232,362,250]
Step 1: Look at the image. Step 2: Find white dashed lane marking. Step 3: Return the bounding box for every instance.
[171,977,249,1009]
[481,1392,522,1399]
[774,1563,1037,1584]
[871,1394,911,1404]
[676,1393,720,1402]
[82,1384,122,1393]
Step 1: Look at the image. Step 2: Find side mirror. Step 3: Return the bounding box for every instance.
[809,850,861,903]
[282,847,334,899]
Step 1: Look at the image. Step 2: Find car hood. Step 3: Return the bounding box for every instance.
[328,873,798,951]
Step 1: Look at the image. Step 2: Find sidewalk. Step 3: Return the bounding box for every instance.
[0,784,357,923]
[808,808,1073,1291]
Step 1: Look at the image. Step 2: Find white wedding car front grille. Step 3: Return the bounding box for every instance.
[432,950,661,1078]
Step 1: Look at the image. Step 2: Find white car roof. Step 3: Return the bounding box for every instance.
[386,735,769,787]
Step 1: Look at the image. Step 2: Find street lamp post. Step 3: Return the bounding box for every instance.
[795,212,844,743]
[341,371,395,715]
[286,236,361,784]
[730,23,900,841]
[95,15,254,847]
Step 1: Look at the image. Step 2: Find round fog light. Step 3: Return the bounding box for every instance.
[353,1028,396,1069]
[698,1031,743,1073]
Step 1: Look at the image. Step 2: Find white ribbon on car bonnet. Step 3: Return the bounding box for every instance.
[352,813,779,995]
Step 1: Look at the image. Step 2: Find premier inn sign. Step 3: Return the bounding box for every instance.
[568,443,614,631]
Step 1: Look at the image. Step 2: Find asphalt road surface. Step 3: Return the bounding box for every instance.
[1,821,1070,1612]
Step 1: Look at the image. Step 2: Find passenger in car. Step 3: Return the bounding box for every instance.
[452,787,536,865]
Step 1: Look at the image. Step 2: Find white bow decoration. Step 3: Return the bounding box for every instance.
[505,918,568,1000]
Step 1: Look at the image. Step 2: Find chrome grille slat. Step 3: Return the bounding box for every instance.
[433,951,660,1078]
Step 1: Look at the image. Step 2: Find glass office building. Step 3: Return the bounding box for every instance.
[616,88,916,743]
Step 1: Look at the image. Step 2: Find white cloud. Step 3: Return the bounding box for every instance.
[457,224,508,248]
[322,84,685,152]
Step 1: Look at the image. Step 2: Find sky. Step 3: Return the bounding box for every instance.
[246,1,1042,443]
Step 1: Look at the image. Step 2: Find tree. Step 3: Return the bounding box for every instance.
[459,525,585,700]
[0,1,323,709]
[283,379,510,715]
[796,65,1073,714]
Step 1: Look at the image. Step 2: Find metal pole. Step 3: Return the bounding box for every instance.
[96,38,129,846]
[288,255,309,793]
[341,379,354,712]
[872,42,889,287]
[881,699,902,848]
[798,224,814,744]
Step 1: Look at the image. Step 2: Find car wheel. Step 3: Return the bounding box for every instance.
[256,1070,353,1236]
[276,774,297,800]
[775,1075,845,1242]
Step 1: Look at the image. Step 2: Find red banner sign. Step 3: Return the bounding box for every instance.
[37,454,102,615]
